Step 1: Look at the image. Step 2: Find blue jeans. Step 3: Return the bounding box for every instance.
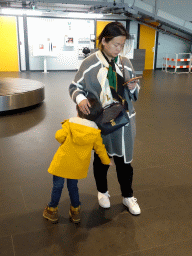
[48,175,80,208]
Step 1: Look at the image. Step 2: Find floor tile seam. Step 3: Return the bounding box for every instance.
[0,183,24,191]
[135,203,170,212]
[95,194,182,218]
[11,235,16,256]
[133,184,191,193]
[10,121,16,131]
[10,222,70,239]
[0,211,29,218]
[109,182,190,196]
[134,206,192,230]
[134,138,188,146]
[121,216,158,250]
[108,172,118,180]
[133,162,188,171]
[121,196,186,212]
[109,189,163,198]
[105,160,188,172]
[31,113,38,122]
[116,238,187,256]
[19,186,28,211]
[184,163,192,168]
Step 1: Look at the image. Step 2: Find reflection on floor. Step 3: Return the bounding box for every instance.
[0,70,192,256]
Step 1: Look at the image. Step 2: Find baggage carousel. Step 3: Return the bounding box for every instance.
[0,78,45,112]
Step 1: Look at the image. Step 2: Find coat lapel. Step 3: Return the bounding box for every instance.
[96,51,124,107]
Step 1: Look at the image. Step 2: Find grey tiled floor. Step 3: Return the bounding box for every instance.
[0,70,192,256]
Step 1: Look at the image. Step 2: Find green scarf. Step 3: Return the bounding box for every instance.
[107,56,118,91]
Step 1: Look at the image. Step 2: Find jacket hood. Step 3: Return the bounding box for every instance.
[68,117,100,145]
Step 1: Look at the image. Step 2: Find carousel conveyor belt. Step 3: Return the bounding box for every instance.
[0,78,45,112]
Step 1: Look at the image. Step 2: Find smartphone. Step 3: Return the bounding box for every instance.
[123,76,142,86]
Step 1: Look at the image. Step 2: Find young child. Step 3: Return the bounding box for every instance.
[43,94,111,224]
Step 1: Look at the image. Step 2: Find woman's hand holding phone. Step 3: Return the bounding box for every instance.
[123,76,142,90]
[123,76,142,86]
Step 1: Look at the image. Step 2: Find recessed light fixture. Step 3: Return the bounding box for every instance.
[67,13,103,19]
[1,8,42,16]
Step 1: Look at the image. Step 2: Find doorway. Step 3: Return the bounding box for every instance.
[139,24,156,70]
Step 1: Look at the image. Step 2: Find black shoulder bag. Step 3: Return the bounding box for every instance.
[95,57,130,135]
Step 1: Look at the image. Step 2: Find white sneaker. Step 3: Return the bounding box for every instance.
[98,191,110,208]
[123,197,141,215]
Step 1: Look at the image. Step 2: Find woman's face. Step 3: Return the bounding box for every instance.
[102,36,126,60]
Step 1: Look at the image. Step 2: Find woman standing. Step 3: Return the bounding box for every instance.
[69,22,141,215]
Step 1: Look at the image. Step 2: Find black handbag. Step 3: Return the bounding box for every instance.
[95,56,130,135]
[95,102,129,135]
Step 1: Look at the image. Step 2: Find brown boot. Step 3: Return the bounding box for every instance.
[43,205,59,224]
[69,205,81,223]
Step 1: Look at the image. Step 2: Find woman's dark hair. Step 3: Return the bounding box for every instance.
[77,93,102,121]
[98,22,130,50]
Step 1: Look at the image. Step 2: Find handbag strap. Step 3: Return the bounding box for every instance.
[107,56,126,103]
[119,56,130,111]
[120,56,125,82]
[101,56,126,106]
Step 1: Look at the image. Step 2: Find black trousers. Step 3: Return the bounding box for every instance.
[93,152,133,198]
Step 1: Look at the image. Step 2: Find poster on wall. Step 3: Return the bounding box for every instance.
[39,44,44,50]
[33,38,58,56]
[65,36,74,46]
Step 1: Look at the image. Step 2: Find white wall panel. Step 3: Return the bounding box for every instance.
[18,17,26,71]
[27,17,94,71]
[156,32,191,69]
[129,21,138,49]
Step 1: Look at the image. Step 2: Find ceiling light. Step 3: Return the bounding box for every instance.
[1,8,42,16]
[67,13,103,19]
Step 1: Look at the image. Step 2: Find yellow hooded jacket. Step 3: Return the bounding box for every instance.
[48,117,110,179]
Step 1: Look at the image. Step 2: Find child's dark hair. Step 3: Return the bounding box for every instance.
[77,94,102,121]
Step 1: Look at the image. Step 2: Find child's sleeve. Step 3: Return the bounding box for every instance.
[55,122,69,144]
[93,134,110,165]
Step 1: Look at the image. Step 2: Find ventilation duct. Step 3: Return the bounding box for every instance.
[134,0,153,14]
[157,9,185,27]
[184,21,192,31]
